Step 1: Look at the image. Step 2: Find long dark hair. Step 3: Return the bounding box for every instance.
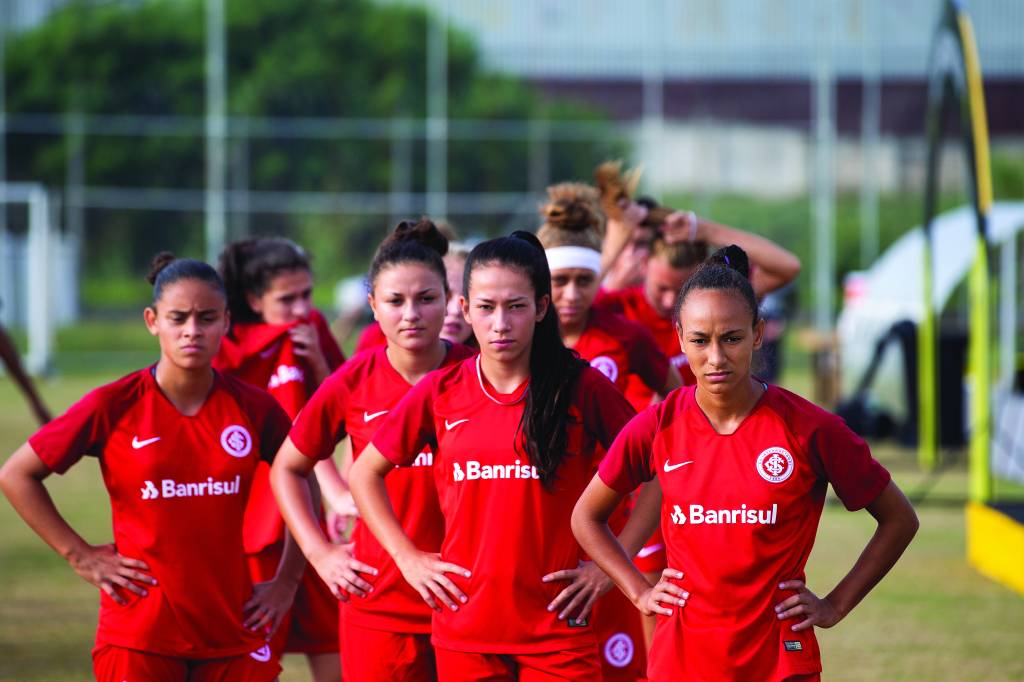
[463,231,588,489]
[218,237,310,324]
[675,244,759,327]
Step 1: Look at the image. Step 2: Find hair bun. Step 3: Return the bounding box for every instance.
[510,230,545,252]
[709,244,750,279]
[542,198,598,234]
[147,251,177,285]
[389,218,449,257]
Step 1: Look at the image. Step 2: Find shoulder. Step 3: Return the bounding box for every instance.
[445,342,478,364]
[763,385,835,430]
[86,368,152,410]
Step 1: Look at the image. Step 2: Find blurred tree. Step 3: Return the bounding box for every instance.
[4,0,624,301]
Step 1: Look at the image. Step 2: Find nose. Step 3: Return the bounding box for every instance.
[446,294,461,317]
[402,299,423,322]
[292,298,312,319]
[660,290,678,316]
[492,307,512,333]
[182,315,202,338]
[706,340,726,367]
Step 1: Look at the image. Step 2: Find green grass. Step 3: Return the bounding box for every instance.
[1,370,1023,681]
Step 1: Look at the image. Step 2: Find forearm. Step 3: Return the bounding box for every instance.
[313,457,349,511]
[825,483,918,618]
[349,455,420,562]
[600,217,632,277]
[0,454,91,563]
[270,457,330,560]
[273,527,308,586]
[573,511,652,604]
[616,480,662,557]
[699,218,800,294]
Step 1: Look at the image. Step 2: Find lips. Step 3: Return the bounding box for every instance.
[705,371,731,382]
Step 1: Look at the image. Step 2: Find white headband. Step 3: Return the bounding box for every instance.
[545,246,602,274]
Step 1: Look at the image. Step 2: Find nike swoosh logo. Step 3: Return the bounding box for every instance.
[663,460,694,472]
[363,410,388,422]
[445,418,469,431]
[132,436,161,450]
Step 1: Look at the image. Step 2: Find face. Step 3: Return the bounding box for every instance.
[369,262,447,353]
[144,279,229,370]
[442,255,472,344]
[550,267,599,330]
[246,268,313,325]
[676,288,765,397]
[644,256,697,319]
[462,263,548,366]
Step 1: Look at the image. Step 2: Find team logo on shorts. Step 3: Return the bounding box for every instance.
[249,644,272,662]
[590,356,619,383]
[604,632,635,668]
[220,425,253,458]
[756,446,794,483]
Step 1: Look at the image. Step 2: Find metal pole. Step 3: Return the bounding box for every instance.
[641,0,665,195]
[205,0,227,263]
[26,186,51,374]
[426,1,448,220]
[859,0,881,268]
[1000,236,1017,389]
[813,6,836,333]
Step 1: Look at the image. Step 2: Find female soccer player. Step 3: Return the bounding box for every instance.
[271,219,475,681]
[572,246,919,682]
[538,189,681,679]
[346,231,638,681]
[216,237,345,681]
[0,254,306,681]
[538,186,680,399]
[356,240,475,353]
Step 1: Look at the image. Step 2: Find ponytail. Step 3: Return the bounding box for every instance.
[147,251,225,305]
[463,231,588,489]
[368,218,449,292]
[675,244,758,326]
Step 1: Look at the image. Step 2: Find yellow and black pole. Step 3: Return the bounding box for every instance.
[920,0,993,501]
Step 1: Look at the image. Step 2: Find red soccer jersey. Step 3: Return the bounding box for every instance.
[353,321,387,354]
[214,308,345,554]
[571,308,670,397]
[595,287,696,408]
[290,342,476,633]
[598,384,891,681]
[372,358,636,654]
[28,368,292,659]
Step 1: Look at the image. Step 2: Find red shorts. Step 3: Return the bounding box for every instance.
[248,545,340,658]
[339,619,436,682]
[434,645,601,682]
[591,586,647,681]
[633,527,666,575]
[92,643,280,682]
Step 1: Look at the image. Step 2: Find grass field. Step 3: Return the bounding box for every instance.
[1,370,1023,681]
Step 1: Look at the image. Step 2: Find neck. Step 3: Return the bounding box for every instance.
[694,376,764,435]
[559,312,589,347]
[154,359,215,416]
[479,349,531,394]
[387,339,448,384]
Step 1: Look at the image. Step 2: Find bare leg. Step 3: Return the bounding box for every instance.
[307,652,342,682]
[0,323,51,425]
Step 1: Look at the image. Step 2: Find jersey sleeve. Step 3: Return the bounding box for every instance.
[259,399,293,464]
[27,388,112,474]
[289,370,351,461]
[627,324,671,393]
[597,406,659,494]
[371,374,438,467]
[579,368,637,451]
[593,288,625,315]
[810,414,892,511]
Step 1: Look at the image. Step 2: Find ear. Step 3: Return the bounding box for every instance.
[751,317,766,351]
[143,306,159,336]
[246,291,263,316]
[367,291,379,322]
[675,320,685,355]
[460,294,471,324]
[535,294,550,322]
